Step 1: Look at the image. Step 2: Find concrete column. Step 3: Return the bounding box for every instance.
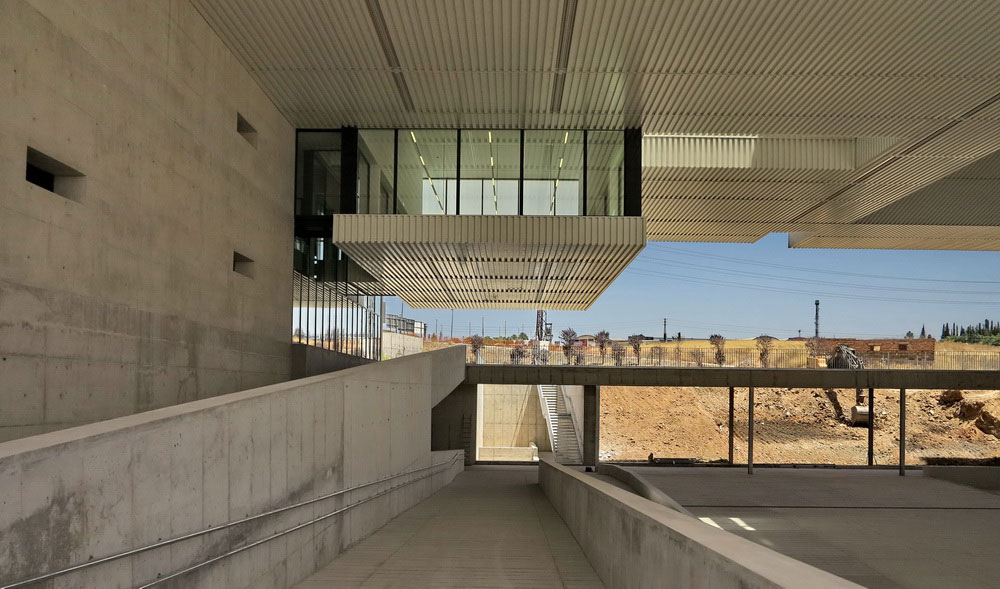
[431,382,478,465]
[899,388,906,476]
[728,387,735,465]
[583,385,600,466]
[747,386,755,475]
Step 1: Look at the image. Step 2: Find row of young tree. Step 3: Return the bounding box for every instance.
[940,319,1000,346]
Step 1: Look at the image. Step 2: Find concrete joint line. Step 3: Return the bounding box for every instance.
[1,455,462,589]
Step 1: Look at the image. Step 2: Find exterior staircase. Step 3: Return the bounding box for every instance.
[538,384,583,464]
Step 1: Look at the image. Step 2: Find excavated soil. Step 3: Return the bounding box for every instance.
[601,386,1000,465]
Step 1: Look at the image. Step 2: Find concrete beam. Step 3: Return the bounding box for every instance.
[465,365,1000,390]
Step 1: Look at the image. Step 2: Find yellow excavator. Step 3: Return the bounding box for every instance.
[827,345,870,426]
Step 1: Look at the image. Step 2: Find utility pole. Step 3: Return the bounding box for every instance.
[450,309,454,340]
[814,300,820,339]
[481,316,485,335]
[663,318,667,342]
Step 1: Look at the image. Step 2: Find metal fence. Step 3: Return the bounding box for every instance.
[468,344,1000,370]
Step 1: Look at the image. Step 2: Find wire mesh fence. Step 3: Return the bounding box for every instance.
[468,344,1000,370]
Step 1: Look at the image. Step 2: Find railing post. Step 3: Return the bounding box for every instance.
[747,386,755,475]
[867,387,874,466]
[728,386,735,464]
[899,388,906,476]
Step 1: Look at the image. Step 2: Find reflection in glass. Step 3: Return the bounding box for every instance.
[296,131,342,215]
[460,130,520,215]
[358,130,395,213]
[524,130,583,215]
[398,130,457,215]
[587,131,624,216]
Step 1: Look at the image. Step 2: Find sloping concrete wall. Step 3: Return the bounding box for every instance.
[382,331,424,359]
[0,347,466,588]
[539,457,860,589]
[290,343,373,379]
[0,0,295,442]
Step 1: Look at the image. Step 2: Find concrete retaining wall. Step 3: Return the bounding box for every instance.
[924,466,1000,491]
[382,332,424,359]
[0,347,466,588]
[290,343,373,379]
[0,0,295,443]
[539,457,860,589]
[481,384,551,452]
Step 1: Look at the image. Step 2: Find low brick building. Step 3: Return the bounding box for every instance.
[816,338,936,359]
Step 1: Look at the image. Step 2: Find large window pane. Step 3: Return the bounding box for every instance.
[358,130,394,214]
[398,130,456,215]
[587,131,624,216]
[461,130,520,215]
[524,130,583,215]
[296,131,341,215]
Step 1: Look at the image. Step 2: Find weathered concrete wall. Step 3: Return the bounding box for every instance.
[290,343,373,379]
[382,331,424,359]
[480,384,551,452]
[431,383,478,465]
[0,347,466,588]
[924,466,1000,491]
[0,0,295,442]
[538,457,860,589]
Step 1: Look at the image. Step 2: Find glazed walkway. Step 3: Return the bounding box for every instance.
[295,466,603,588]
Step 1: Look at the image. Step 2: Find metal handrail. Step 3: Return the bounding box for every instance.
[2,453,462,588]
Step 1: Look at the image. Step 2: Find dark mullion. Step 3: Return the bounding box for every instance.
[392,129,399,214]
[518,129,525,215]
[582,130,588,216]
[455,129,461,215]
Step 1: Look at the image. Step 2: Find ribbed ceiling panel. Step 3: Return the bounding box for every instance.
[190,0,1000,249]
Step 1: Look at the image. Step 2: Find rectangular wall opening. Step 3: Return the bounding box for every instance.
[25,147,85,201]
[237,113,258,147]
[233,251,255,278]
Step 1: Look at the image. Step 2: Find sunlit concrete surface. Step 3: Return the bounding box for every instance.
[296,466,603,588]
[628,467,1000,588]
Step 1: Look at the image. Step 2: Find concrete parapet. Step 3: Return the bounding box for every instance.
[539,457,860,589]
[924,466,1000,491]
[595,464,692,516]
[0,347,466,588]
[467,365,1000,390]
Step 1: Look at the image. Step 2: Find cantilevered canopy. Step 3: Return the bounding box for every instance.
[193,0,1000,249]
[332,215,645,309]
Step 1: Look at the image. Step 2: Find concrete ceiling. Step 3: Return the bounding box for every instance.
[192,0,1000,250]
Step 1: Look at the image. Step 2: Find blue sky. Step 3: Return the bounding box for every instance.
[390,233,1000,341]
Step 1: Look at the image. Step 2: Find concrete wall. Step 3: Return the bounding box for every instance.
[539,457,860,589]
[431,383,477,465]
[480,384,551,452]
[0,0,295,442]
[382,331,424,359]
[290,344,372,379]
[0,347,466,588]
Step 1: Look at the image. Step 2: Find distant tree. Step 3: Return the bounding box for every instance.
[691,349,706,367]
[611,343,626,366]
[806,337,821,358]
[905,330,915,339]
[595,330,611,363]
[709,334,726,366]
[919,325,926,338]
[467,334,484,363]
[509,342,527,364]
[628,334,645,364]
[517,332,529,340]
[942,323,950,339]
[755,334,776,367]
[293,328,304,342]
[559,328,578,362]
[676,332,683,341]
[650,346,666,366]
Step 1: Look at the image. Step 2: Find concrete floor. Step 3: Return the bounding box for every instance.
[628,466,1000,589]
[296,466,603,588]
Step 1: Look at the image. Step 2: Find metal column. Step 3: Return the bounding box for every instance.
[867,387,874,466]
[899,388,906,476]
[583,385,600,466]
[747,386,755,475]
[728,386,735,465]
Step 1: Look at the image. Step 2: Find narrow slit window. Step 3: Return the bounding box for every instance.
[25,147,85,201]
[233,251,255,278]
[236,113,258,147]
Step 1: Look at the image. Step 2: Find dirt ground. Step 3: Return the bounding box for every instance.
[601,386,1000,465]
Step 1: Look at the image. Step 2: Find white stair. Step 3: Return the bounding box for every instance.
[538,385,582,464]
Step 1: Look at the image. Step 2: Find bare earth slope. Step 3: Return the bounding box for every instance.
[601,386,1000,464]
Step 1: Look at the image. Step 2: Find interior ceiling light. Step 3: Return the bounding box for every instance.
[563,131,569,144]
[410,130,417,143]
[488,131,492,143]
